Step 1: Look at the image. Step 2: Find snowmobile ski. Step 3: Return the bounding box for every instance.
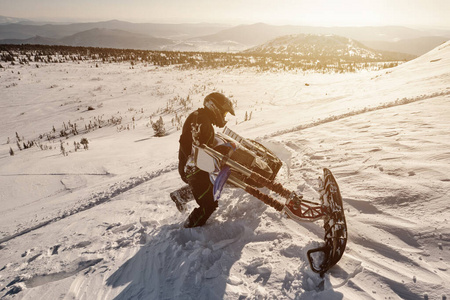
[307,168,347,276]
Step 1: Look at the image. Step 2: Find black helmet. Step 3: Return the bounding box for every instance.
[203,92,235,128]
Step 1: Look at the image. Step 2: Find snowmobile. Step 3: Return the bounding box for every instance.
[171,127,347,276]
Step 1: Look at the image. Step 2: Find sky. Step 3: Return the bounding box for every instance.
[1,0,450,28]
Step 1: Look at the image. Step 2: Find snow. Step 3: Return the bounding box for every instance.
[1,41,450,299]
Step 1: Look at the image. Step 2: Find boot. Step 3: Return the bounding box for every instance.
[184,206,216,228]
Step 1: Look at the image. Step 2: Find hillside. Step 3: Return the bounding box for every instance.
[0,41,449,299]
[245,34,416,61]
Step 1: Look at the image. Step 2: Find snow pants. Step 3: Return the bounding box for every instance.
[184,170,218,228]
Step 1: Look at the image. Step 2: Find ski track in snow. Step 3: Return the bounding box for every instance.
[266,90,450,140]
[0,163,178,245]
[1,41,450,299]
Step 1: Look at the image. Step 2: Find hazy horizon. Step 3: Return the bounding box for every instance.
[1,0,450,29]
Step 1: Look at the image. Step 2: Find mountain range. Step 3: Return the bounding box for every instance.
[1,17,449,55]
[1,28,176,50]
[361,36,450,56]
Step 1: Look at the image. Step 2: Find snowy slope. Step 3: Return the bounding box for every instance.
[0,42,449,299]
[245,34,386,59]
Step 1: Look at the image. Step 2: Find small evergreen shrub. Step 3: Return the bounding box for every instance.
[151,116,166,137]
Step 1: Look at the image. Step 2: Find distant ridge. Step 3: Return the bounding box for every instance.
[191,23,442,45]
[0,20,231,40]
[361,36,450,56]
[0,35,61,46]
[1,19,449,55]
[60,28,174,49]
[1,28,175,50]
[0,15,30,24]
[191,23,301,46]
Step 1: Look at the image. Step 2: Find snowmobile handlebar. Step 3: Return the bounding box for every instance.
[199,144,253,177]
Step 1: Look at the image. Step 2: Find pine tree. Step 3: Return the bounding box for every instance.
[9,147,14,156]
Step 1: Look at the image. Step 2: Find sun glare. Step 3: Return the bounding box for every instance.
[276,0,384,27]
[235,0,385,27]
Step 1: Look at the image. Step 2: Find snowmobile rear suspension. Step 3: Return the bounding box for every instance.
[189,133,348,275]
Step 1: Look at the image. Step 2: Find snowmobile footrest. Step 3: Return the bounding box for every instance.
[307,245,331,276]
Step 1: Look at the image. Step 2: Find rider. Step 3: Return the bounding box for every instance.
[178,92,235,228]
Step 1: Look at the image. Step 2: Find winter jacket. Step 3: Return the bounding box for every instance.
[178,108,215,183]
